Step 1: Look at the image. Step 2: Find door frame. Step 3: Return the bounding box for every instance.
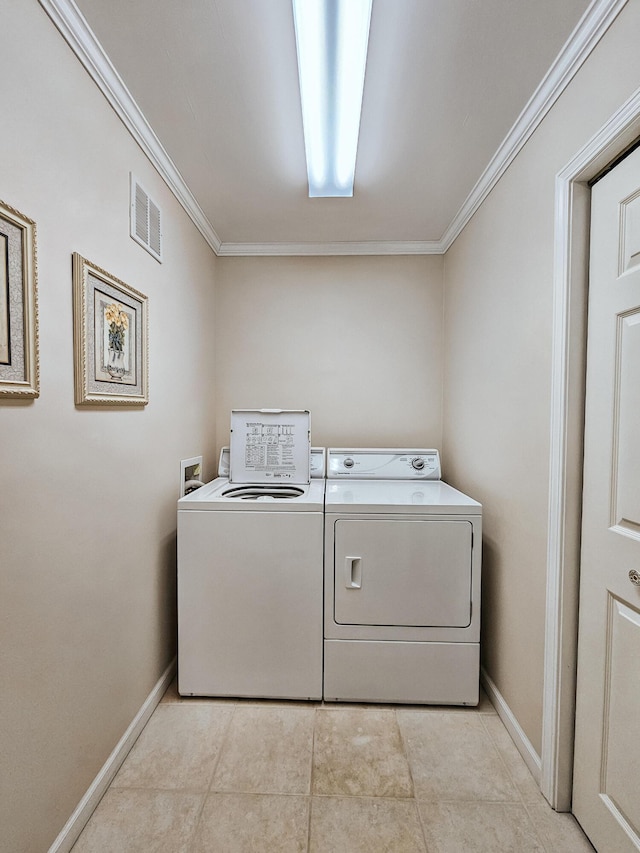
[542,85,640,811]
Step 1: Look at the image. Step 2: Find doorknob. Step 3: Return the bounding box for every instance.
[629,570,640,586]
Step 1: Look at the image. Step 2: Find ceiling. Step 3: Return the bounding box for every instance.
[67,0,594,253]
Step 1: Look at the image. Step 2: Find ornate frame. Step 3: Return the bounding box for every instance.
[0,199,39,398]
[72,253,148,406]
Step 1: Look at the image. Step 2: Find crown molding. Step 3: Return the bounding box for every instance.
[40,0,624,258]
[439,0,627,252]
[38,0,222,255]
[217,240,444,257]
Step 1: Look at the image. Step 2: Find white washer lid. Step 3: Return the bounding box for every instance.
[229,409,311,484]
[178,477,325,511]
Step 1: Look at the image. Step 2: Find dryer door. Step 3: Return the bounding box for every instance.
[333,519,472,627]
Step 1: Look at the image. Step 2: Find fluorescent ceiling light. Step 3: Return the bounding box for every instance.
[292,0,373,198]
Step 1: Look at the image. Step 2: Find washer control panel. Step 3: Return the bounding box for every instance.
[309,447,326,478]
[327,449,441,480]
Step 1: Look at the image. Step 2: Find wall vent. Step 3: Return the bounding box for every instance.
[130,173,162,262]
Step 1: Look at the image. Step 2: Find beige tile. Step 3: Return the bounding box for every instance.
[310,796,427,853]
[160,678,236,706]
[418,802,545,852]
[312,707,413,798]
[476,686,497,714]
[396,687,496,715]
[160,678,181,703]
[192,792,310,853]
[398,711,520,801]
[244,697,321,709]
[525,802,595,851]
[71,789,203,853]
[211,704,315,794]
[112,703,233,791]
[481,714,543,802]
[320,700,399,710]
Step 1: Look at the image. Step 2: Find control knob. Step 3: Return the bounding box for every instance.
[343,457,355,469]
[411,457,425,470]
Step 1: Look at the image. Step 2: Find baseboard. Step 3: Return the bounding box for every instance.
[481,666,542,785]
[48,656,177,853]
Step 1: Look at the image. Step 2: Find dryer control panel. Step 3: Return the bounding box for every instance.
[327,449,441,480]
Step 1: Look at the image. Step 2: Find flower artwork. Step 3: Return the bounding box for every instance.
[105,302,129,353]
[101,301,130,381]
[93,293,135,385]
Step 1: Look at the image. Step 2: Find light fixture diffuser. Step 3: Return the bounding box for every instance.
[292,0,373,198]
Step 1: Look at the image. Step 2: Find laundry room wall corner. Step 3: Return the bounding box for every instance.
[214,254,445,452]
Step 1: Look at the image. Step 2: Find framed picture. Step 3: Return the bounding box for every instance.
[72,253,148,406]
[0,199,39,398]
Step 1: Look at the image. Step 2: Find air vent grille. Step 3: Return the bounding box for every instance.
[130,174,162,262]
[149,199,161,257]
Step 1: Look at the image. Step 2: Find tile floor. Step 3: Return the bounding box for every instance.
[71,683,594,852]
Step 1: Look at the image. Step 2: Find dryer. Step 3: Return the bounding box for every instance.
[177,410,325,700]
[323,448,482,705]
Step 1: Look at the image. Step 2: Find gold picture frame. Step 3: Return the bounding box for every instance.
[0,199,39,398]
[72,253,148,406]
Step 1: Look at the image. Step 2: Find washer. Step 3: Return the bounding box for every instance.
[177,410,325,699]
[324,448,482,705]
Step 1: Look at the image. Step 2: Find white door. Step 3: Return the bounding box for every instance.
[572,145,640,851]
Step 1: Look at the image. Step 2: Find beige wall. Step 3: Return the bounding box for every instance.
[442,0,640,756]
[215,255,444,453]
[0,3,217,850]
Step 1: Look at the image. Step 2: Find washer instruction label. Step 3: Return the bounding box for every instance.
[245,421,296,477]
[229,410,311,484]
